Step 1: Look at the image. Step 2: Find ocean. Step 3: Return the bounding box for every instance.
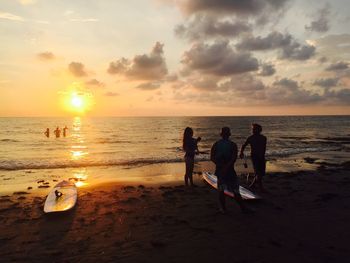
[0,116,349,172]
[0,116,349,193]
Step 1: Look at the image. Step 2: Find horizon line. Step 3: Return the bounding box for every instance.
[0,114,349,118]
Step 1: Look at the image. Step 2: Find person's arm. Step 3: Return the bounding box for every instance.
[232,143,238,163]
[227,143,238,167]
[195,137,201,154]
[210,143,217,164]
[263,136,267,157]
[221,143,237,173]
[239,138,249,158]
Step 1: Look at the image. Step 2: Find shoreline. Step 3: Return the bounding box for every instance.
[1,150,348,196]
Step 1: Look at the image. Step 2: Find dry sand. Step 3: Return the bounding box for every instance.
[0,159,349,263]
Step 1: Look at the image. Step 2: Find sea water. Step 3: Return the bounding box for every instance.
[0,116,349,193]
[0,116,349,171]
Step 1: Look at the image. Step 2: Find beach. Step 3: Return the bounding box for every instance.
[2,0,350,260]
[1,152,349,263]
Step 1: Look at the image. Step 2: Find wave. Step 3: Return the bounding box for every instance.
[266,146,341,158]
[0,139,20,142]
[0,146,342,171]
[0,158,185,171]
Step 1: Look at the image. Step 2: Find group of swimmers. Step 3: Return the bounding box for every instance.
[183,124,267,213]
[44,126,68,138]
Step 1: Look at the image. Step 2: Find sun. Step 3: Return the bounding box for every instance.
[61,83,95,114]
[65,92,92,114]
[71,95,84,109]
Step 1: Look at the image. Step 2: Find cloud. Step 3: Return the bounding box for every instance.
[313,78,339,88]
[37,52,55,61]
[107,58,128,75]
[326,61,349,71]
[181,40,259,76]
[175,15,252,41]
[85,79,105,88]
[237,31,316,60]
[175,0,289,17]
[280,43,315,60]
[165,74,178,82]
[324,88,350,105]
[267,78,321,104]
[189,77,220,91]
[104,92,119,97]
[172,74,350,107]
[318,56,328,64]
[258,63,276,76]
[305,3,331,33]
[171,74,267,106]
[108,42,168,81]
[219,74,266,99]
[0,12,24,21]
[68,62,88,77]
[135,82,161,90]
[236,31,291,50]
[313,34,350,60]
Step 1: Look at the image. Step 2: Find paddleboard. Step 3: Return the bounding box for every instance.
[203,172,260,200]
[44,180,77,213]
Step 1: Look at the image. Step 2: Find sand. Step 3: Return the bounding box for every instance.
[0,157,350,263]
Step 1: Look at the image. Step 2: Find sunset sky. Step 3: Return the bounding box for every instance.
[0,0,349,116]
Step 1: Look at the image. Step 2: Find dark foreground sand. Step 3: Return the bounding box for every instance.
[1,161,350,263]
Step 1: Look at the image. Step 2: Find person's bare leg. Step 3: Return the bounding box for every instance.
[249,175,257,188]
[184,174,188,186]
[234,192,253,213]
[234,193,245,210]
[257,175,265,192]
[184,159,190,186]
[188,159,195,186]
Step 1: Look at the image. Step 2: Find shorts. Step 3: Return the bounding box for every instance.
[217,171,240,195]
[251,156,266,177]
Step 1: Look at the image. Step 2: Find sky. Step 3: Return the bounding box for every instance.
[0,0,349,116]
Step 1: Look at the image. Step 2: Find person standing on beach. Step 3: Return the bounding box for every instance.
[183,127,200,187]
[63,126,68,137]
[54,127,61,138]
[240,123,267,191]
[44,128,50,138]
[211,127,248,213]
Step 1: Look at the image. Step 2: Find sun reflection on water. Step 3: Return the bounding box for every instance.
[70,117,89,161]
[71,169,89,188]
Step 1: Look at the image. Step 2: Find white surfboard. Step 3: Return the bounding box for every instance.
[203,172,260,200]
[44,180,77,213]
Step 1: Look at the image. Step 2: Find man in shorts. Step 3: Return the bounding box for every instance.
[211,127,248,213]
[240,123,267,191]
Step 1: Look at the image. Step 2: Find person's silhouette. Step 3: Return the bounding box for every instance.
[211,127,249,213]
[182,127,200,187]
[240,123,267,191]
[63,126,68,137]
[44,128,50,138]
[54,127,61,138]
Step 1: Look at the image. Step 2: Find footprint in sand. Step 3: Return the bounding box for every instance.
[119,197,140,204]
[150,240,167,248]
[123,186,136,193]
[315,193,338,202]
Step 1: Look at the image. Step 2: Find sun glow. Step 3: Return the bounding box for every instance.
[61,83,94,114]
[71,95,83,108]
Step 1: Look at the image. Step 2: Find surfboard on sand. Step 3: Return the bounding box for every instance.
[44,180,77,213]
[203,172,261,200]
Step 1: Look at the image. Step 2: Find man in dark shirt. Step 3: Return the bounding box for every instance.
[211,127,248,213]
[240,124,267,191]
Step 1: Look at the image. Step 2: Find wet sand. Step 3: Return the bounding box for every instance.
[1,158,350,262]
